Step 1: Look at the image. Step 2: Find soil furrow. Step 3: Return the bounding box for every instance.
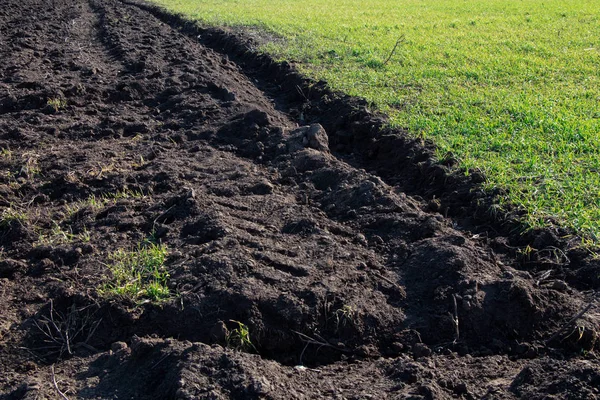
[1,0,599,398]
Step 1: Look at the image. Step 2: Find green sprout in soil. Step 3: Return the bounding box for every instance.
[334,304,355,332]
[36,222,90,246]
[0,147,12,160]
[79,228,91,243]
[39,222,75,245]
[101,241,170,302]
[47,97,67,112]
[102,189,145,201]
[0,207,28,228]
[20,154,40,179]
[81,194,107,211]
[226,320,257,352]
[65,190,146,218]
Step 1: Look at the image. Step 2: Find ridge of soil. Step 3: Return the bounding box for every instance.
[0,0,599,398]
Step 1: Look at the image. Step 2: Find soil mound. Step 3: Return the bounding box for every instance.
[1,0,599,398]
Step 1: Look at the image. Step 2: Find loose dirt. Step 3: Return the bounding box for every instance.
[1,0,599,398]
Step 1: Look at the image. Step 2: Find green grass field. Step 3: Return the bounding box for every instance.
[153,0,600,241]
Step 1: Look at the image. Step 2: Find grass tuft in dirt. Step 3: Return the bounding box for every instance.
[36,222,90,246]
[32,300,102,361]
[0,207,28,228]
[46,97,67,112]
[101,241,170,302]
[65,190,146,217]
[334,305,355,333]
[225,320,257,353]
[0,147,13,160]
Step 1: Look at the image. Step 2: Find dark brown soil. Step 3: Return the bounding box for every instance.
[1,0,599,398]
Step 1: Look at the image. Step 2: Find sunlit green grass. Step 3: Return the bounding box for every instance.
[153,0,600,240]
[101,242,170,302]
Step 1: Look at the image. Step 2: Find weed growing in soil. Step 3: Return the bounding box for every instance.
[103,188,145,201]
[32,300,101,360]
[65,190,146,217]
[46,97,66,112]
[20,154,40,178]
[79,228,91,243]
[334,305,355,332]
[226,320,257,352]
[87,162,116,179]
[101,241,170,302]
[36,222,90,246]
[43,223,72,244]
[0,207,28,227]
[80,194,107,211]
[0,147,12,160]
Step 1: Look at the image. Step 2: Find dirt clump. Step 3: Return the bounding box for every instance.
[1,0,599,398]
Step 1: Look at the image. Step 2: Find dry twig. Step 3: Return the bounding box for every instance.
[451,294,460,344]
[545,302,595,345]
[369,270,405,296]
[292,330,349,365]
[33,300,101,359]
[51,365,70,400]
[382,35,406,66]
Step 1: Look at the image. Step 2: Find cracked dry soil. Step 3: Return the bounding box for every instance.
[1,0,600,398]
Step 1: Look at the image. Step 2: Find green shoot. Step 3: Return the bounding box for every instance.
[101,242,170,302]
[226,320,257,352]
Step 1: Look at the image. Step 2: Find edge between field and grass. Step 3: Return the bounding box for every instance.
[147,0,600,246]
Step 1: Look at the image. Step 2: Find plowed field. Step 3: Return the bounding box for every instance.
[1,0,599,398]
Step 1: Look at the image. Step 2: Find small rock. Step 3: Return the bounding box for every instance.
[111,341,128,353]
[305,124,329,151]
[249,181,274,195]
[32,194,50,204]
[371,235,384,245]
[356,344,380,357]
[81,244,95,255]
[550,280,568,291]
[0,259,27,278]
[412,343,432,358]
[210,321,229,343]
[293,150,328,172]
[250,376,271,395]
[454,382,468,395]
[354,233,368,246]
[288,124,330,153]
[389,342,405,354]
